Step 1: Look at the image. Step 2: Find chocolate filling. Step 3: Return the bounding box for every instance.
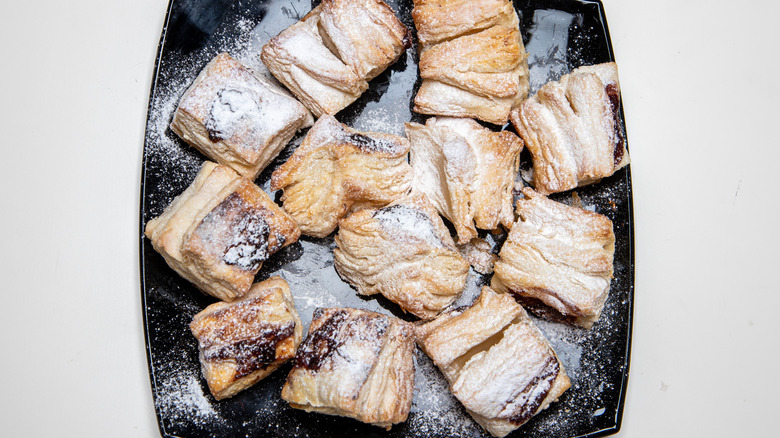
[203,322,295,379]
[605,83,625,166]
[345,132,397,153]
[508,290,580,326]
[507,356,560,425]
[294,309,350,372]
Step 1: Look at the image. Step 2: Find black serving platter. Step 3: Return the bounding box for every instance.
[139,0,634,437]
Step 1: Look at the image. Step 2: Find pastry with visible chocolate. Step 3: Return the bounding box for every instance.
[405,117,523,244]
[491,188,615,328]
[333,192,469,319]
[270,115,413,238]
[416,287,571,437]
[170,52,313,179]
[261,0,410,117]
[281,308,415,429]
[144,162,300,301]
[189,276,303,400]
[411,0,529,125]
[510,62,629,194]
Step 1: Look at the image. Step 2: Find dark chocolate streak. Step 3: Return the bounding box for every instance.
[345,132,396,153]
[200,192,270,272]
[293,309,389,373]
[605,83,625,166]
[206,88,245,142]
[203,322,295,379]
[294,309,350,372]
[510,291,580,326]
[507,356,560,425]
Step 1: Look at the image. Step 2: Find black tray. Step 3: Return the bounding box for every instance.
[140,0,634,436]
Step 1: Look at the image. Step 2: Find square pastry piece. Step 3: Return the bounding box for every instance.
[510,62,629,194]
[171,52,313,179]
[411,0,529,125]
[416,287,571,438]
[406,117,523,244]
[281,308,415,429]
[491,188,615,328]
[189,276,303,400]
[271,115,413,238]
[334,192,469,319]
[261,0,410,117]
[144,162,300,301]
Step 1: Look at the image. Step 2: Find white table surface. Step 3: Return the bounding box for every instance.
[1,0,777,436]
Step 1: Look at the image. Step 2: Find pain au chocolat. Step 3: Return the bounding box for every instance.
[281,308,415,429]
[510,62,629,194]
[491,188,615,328]
[416,287,571,437]
[171,52,313,180]
[405,117,523,244]
[411,0,529,125]
[144,162,300,301]
[334,192,469,319]
[189,276,303,400]
[270,115,413,238]
[261,0,410,117]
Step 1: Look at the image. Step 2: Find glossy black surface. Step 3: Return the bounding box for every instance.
[140,1,633,436]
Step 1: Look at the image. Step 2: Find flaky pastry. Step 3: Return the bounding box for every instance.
[406,117,523,244]
[411,0,529,125]
[491,188,615,328]
[190,276,303,400]
[171,52,313,179]
[271,115,413,237]
[416,287,571,437]
[510,62,629,194]
[145,162,300,301]
[334,192,469,319]
[282,307,415,429]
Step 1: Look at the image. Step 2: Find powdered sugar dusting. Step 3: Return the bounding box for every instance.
[153,349,226,430]
[374,204,445,248]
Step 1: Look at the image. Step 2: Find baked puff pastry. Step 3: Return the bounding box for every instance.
[333,192,469,319]
[491,188,615,328]
[271,115,413,238]
[406,117,523,244]
[510,62,629,194]
[261,0,410,117]
[416,287,571,437]
[281,308,415,429]
[144,162,300,301]
[189,276,303,400]
[411,0,529,125]
[170,52,313,179]
[317,0,412,81]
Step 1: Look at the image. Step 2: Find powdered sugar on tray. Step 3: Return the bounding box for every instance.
[153,348,226,430]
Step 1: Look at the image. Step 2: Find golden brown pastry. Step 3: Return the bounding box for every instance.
[281,308,415,429]
[170,52,313,179]
[261,8,368,118]
[189,276,303,400]
[333,192,469,319]
[491,188,615,328]
[261,0,410,117]
[510,62,629,194]
[405,117,523,244]
[144,162,300,301]
[411,0,518,49]
[271,115,413,238]
[416,287,571,437]
[317,0,412,80]
[411,0,529,125]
